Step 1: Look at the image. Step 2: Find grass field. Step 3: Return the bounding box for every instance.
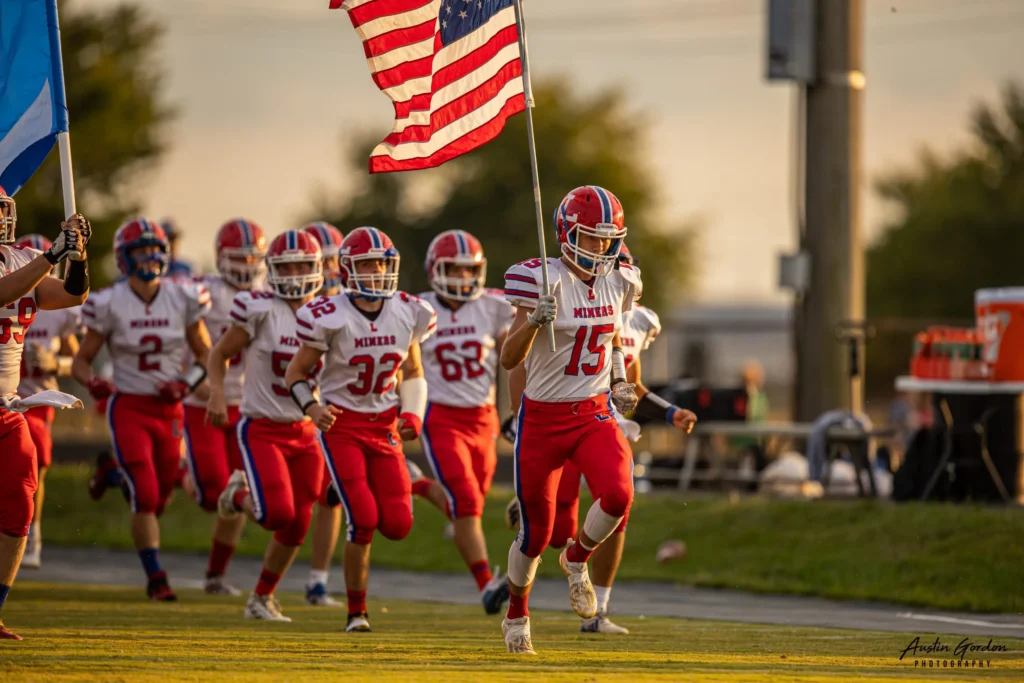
[2,583,1023,682]
[39,464,1024,613]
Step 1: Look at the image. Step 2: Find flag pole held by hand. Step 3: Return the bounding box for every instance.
[49,2,81,260]
[513,0,556,353]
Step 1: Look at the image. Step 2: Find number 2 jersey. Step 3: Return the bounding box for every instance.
[296,292,437,414]
[504,258,642,403]
[184,275,249,409]
[0,245,41,397]
[418,290,514,408]
[82,279,211,396]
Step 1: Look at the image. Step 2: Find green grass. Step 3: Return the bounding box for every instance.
[40,464,1024,613]
[3,583,1023,682]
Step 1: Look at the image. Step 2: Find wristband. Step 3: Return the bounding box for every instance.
[182,363,207,392]
[634,391,682,424]
[289,380,317,414]
[399,376,428,421]
[43,248,59,266]
[63,257,90,295]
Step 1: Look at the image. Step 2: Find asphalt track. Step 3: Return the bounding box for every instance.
[24,546,1024,639]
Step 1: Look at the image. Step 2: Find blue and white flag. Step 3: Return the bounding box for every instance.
[0,0,69,195]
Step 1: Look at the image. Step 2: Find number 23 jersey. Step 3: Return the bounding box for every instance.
[82,279,211,396]
[296,292,436,414]
[504,258,642,403]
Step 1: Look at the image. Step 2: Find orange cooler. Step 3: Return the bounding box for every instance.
[977,288,1024,381]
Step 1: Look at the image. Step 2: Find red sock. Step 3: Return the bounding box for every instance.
[411,479,433,498]
[206,540,235,578]
[232,489,248,511]
[254,570,281,597]
[566,536,594,564]
[347,589,367,616]
[507,592,529,619]
[469,560,493,591]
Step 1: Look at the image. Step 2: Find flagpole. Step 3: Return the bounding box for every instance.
[47,0,80,259]
[513,0,556,352]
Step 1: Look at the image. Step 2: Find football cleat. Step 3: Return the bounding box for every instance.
[345,612,372,632]
[245,593,291,622]
[305,583,344,607]
[504,497,520,530]
[204,575,241,596]
[559,540,597,619]
[146,571,178,602]
[502,616,536,655]
[581,612,630,635]
[218,470,248,519]
[481,566,510,615]
[0,620,22,641]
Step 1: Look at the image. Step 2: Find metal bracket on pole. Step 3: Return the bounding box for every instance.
[834,320,875,414]
[513,0,556,352]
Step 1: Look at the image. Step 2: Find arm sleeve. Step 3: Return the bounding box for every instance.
[503,262,543,309]
[295,300,332,351]
[80,289,111,336]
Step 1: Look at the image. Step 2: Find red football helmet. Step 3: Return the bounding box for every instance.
[424,230,486,302]
[340,227,399,299]
[266,230,323,300]
[0,185,16,245]
[216,219,267,290]
[114,218,169,281]
[554,185,627,277]
[302,222,344,293]
[15,234,52,253]
[617,242,635,266]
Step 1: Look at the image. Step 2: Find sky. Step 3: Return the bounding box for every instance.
[78,0,1024,303]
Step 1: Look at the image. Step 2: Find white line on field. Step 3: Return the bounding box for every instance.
[897,612,1024,629]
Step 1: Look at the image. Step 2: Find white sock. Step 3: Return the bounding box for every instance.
[593,585,612,614]
[31,522,41,543]
[308,569,329,587]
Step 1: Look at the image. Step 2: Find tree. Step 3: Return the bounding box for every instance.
[307,79,698,314]
[866,81,1024,391]
[13,0,174,286]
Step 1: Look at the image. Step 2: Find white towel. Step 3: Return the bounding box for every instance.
[1,390,84,412]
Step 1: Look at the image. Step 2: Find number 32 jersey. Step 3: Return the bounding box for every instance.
[418,290,513,408]
[296,292,436,415]
[82,279,211,396]
[0,245,41,397]
[504,258,642,403]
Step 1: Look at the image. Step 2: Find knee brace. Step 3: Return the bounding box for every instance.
[582,500,624,547]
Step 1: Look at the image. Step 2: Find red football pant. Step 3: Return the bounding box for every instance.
[0,410,38,537]
[184,405,242,512]
[106,394,184,516]
[320,407,412,546]
[236,417,323,547]
[513,394,633,559]
[23,405,55,469]
[421,403,498,519]
[550,458,631,549]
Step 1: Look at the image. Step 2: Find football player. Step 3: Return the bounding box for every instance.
[181,219,267,595]
[411,229,512,614]
[300,221,346,606]
[285,226,436,633]
[14,235,83,570]
[73,219,212,602]
[503,244,696,635]
[159,218,195,278]
[497,186,642,654]
[209,230,326,622]
[0,187,91,640]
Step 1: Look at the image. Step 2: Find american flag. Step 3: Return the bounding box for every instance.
[331,0,525,173]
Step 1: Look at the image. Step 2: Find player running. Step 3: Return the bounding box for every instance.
[504,244,696,635]
[0,186,91,640]
[300,221,346,607]
[181,219,267,595]
[73,219,212,602]
[409,229,513,614]
[14,235,83,571]
[498,186,642,654]
[210,230,326,622]
[285,226,436,633]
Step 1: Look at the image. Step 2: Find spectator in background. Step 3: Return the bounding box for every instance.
[160,218,195,278]
[734,360,770,486]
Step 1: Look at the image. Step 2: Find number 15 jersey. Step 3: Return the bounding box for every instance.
[504,258,642,403]
[296,293,436,415]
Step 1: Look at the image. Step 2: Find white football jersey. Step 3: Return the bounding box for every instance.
[17,305,82,396]
[231,291,319,422]
[82,279,211,396]
[0,245,41,397]
[296,292,437,414]
[184,275,248,408]
[419,289,513,408]
[504,258,642,403]
[620,304,662,369]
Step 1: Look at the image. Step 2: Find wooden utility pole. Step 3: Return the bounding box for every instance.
[796,0,865,420]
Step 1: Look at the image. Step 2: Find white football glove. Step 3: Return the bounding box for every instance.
[527,294,557,328]
[610,381,639,414]
[45,215,90,264]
